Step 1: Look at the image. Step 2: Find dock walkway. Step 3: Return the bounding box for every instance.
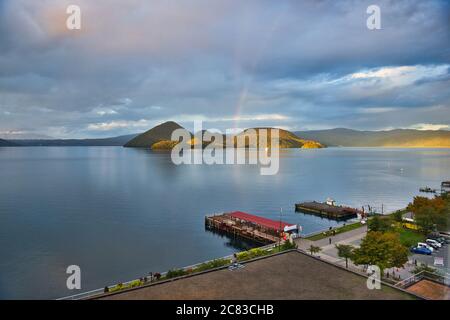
[295,201,360,219]
[205,211,298,244]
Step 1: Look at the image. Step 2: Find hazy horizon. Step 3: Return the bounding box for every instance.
[2,124,450,141]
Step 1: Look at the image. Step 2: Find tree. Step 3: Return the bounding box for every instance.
[352,231,408,275]
[368,215,392,232]
[335,244,355,269]
[407,196,448,233]
[391,210,404,222]
[407,196,446,214]
[308,245,322,256]
[414,207,441,234]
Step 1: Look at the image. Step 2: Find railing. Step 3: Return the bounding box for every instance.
[395,270,450,289]
[394,271,425,289]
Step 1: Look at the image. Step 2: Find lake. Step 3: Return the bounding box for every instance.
[0,147,449,299]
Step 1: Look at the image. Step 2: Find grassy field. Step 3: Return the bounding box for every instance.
[306,221,364,241]
[397,228,425,247]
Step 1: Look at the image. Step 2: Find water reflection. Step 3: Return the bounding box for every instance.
[204,228,264,251]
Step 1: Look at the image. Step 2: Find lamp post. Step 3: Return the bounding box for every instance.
[279,207,282,248]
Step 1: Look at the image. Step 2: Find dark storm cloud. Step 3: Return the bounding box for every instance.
[0,0,449,138]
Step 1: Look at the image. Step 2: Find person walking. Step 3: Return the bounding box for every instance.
[232,253,238,266]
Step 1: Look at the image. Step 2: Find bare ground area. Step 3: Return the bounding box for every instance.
[98,251,417,300]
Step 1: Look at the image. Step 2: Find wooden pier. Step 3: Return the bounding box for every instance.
[295,201,360,220]
[205,211,299,244]
[442,181,450,194]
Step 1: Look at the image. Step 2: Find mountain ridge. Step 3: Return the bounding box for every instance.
[4,126,449,148]
[9,134,138,146]
[124,121,185,148]
[294,128,450,147]
[0,139,18,147]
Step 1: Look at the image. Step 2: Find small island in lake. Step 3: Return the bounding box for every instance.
[124,121,324,150]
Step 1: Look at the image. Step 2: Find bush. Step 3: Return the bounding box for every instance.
[165,268,188,279]
[237,248,267,261]
[280,240,297,250]
[195,258,231,272]
[391,210,404,222]
[368,215,393,232]
[413,264,436,275]
[237,242,297,261]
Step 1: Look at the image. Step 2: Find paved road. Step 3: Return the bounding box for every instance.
[295,225,368,268]
[295,225,367,251]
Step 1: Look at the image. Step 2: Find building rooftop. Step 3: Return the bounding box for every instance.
[97,250,418,300]
[406,279,450,300]
[229,211,295,232]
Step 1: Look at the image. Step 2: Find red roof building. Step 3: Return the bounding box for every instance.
[228,211,296,232]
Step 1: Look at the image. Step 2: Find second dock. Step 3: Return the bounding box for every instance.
[295,201,360,220]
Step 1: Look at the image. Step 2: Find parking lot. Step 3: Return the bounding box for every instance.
[410,240,449,271]
[319,232,450,281]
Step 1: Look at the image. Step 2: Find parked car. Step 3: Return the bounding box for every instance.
[434,237,450,244]
[417,242,434,252]
[411,246,432,255]
[429,233,450,243]
[426,239,442,248]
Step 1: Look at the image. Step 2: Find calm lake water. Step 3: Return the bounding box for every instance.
[0,147,449,299]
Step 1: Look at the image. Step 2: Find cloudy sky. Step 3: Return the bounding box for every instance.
[0,0,449,138]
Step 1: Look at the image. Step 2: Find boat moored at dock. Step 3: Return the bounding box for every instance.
[419,187,437,193]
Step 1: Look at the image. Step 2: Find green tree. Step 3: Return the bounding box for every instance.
[335,244,355,269]
[368,215,392,232]
[308,245,322,256]
[391,210,404,222]
[352,231,408,275]
[415,206,446,234]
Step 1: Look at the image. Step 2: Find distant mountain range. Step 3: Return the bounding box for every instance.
[7,134,138,147]
[1,126,450,148]
[0,138,18,146]
[294,128,450,147]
